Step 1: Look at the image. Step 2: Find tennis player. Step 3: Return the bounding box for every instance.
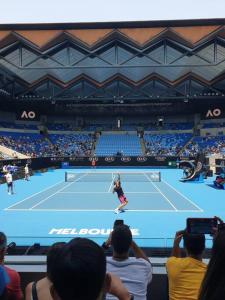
[91,159,96,169]
[5,171,14,195]
[113,176,128,214]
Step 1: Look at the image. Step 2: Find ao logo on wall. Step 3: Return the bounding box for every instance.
[206,108,222,118]
[16,110,40,121]
[21,111,36,119]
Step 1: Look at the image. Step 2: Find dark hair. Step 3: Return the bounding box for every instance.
[114,180,121,187]
[0,289,8,300]
[199,230,225,300]
[0,233,7,250]
[46,242,66,276]
[111,225,132,254]
[183,233,205,256]
[49,238,106,300]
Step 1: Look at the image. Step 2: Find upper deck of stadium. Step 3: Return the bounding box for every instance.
[0,18,225,109]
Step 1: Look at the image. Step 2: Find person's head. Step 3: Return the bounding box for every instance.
[46,242,66,277]
[114,180,121,188]
[49,238,107,300]
[0,233,7,262]
[183,232,205,257]
[111,225,132,256]
[199,230,225,300]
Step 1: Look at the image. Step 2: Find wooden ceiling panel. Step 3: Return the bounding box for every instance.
[0,31,11,41]
[171,25,220,44]
[15,30,62,47]
[66,29,113,46]
[118,28,166,45]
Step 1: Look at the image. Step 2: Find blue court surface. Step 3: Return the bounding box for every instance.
[0,168,224,248]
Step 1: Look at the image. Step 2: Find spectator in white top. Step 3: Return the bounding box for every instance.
[104,224,152,300]
[5,172,13,195]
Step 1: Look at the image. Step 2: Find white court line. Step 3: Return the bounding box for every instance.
[58,191,159,194]
[29,173,89,210]
[5,208,203,212]
[144,174,178,211]
[4,180,64,210]
[161,179,203,212]
[108,174,115,192]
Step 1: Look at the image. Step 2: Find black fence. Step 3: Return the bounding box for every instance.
[0,155,196,183]
[0,155,196,169]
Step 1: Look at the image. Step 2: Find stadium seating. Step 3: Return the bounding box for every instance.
[48,134,94,156]
[46,123,74,131]
[0,132,53,157]
[145,122,193,131]
[202,122,225,128]
[0,131,95,157]
[144,133,192,156]
[95,134,142,156]
[0,121,37,130]
[183,135,225,156]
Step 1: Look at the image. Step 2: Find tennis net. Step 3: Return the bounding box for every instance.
[65,171,161,182]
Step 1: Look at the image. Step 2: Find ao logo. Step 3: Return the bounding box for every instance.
[206,108,221,118]
[21,111,36,119]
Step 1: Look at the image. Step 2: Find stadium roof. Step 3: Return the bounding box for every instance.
[1,19,225,104]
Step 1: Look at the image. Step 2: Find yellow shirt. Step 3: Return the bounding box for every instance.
[166,256,206,300]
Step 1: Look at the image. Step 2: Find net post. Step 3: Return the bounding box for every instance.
[159,172,161,182]
[65,172,67,182]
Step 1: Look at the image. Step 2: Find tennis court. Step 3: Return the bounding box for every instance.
[5,170,201,212]
[0,167,224,247]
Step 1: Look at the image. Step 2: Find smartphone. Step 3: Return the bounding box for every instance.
[186,218,218,234]
[113,219,124,229]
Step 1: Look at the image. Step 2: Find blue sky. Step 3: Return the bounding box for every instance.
[0,0,225,24]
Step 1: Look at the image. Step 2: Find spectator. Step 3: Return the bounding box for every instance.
[198,228,225,300]
[0,232,23,300]
[25,242,66,300]
[0,265,10,300]
[48,237,132,300]
[103,225,152,300]
[166,230,206,300]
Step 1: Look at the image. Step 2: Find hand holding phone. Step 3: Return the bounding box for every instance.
[186,218,218,234]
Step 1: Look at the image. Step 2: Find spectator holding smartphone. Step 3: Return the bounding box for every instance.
[198,217,225,300]
[103,224,152,300]
[166,230,206,300]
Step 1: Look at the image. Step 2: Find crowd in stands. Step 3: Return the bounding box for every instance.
[144,133,192,156]
[1,216,225,300]
[1,119,225,158]
[0,132,95,158]
[181,136,225,156]
[49,134,94,157]
[0,133,54,157]
[1,131,225,158]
